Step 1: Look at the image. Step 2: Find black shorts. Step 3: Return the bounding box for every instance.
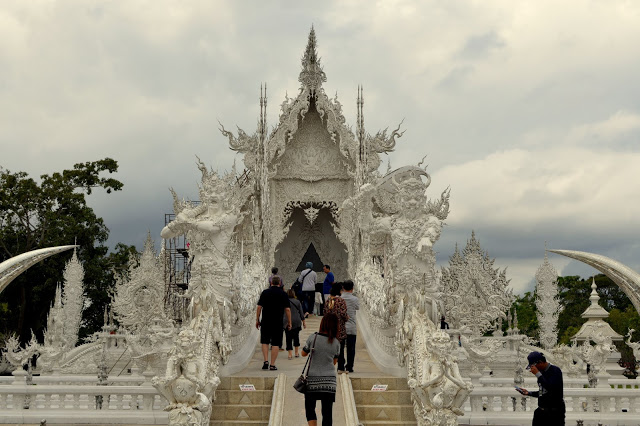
[260,323,284,347]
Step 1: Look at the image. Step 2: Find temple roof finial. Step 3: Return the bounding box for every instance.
[299,26,327,93]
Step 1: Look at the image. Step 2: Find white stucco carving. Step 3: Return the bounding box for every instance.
[111,234,176,375]
[625,329,640,363]
[441,232,513,336]
[459,335,504,374]
[153,329,217,426]
[403,308,473,425]
[551,342,585,378]
[157,156,262,425]
[580,328,615,376]
[4,332,39,372]
[37,249,86,372]
[62,249,85,350]
[113,234,172,333]
[535,250,562,349]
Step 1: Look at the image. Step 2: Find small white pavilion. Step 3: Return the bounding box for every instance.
[573,278,623,343]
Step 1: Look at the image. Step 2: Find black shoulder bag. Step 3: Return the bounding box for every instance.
[293,332,318,393]
[292,269,312,295]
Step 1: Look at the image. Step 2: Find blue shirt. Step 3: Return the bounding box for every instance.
[323,272,335,294]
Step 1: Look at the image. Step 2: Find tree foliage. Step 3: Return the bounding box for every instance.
[512,291,539,340]
[0,159,125,343]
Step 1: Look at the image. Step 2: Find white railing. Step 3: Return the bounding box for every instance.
[477,376,640,389]
[461,386,640,426]
[0,384,165,410]
[0,374,144,386]
[361,305,397,357]
[357,306,405,377]
[0,384,167,424]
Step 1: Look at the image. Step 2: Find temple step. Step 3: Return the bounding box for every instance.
[350,376,417,425]
[210,376,275,424]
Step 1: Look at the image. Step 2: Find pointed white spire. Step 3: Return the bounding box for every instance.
[62,247,85,349]
[298,26,327,93]
[535,247,562,349]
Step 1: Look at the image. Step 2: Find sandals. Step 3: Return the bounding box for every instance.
[269,365,278,370]
[295,354,300,358]
[288,355,293,360]
[262,361,269,370]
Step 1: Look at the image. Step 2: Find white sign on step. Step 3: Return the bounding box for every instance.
[371,384,388,391]
[239,384,256,391]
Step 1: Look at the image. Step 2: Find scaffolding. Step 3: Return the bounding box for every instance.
[163,211,194,324]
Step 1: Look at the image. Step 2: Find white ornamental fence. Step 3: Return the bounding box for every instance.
[460,377,640,425]
[0,382,167,425]
[462,386,640,425]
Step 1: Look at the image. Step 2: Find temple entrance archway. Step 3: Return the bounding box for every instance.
[275,203,347,287]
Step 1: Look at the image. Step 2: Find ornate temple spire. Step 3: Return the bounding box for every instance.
[299,26,327,94]
[61,247,85,349]
[356,85,366,187]
[441,231,512,335]
[259,83,267,141]
[535,248,562,349]
[44,283,64,347]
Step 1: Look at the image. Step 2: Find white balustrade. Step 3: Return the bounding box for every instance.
[0,374,144,386]
[0,383,166,423]
[477,376,640,389]
[465,386,640,412]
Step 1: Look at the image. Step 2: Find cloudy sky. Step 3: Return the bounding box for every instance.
[2,1,639,295]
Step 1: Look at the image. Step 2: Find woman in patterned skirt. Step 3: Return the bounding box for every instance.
[323,282,349,372]
[302,313,340,426]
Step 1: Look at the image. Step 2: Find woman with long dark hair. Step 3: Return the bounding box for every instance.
[323,282,349,372]
[301,313,340,426]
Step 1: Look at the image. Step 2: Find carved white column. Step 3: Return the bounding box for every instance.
[535,250,562,349]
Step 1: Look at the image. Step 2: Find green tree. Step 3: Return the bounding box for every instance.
[556,276,591,344]
[0,159,123,343]
[512,291,539,340]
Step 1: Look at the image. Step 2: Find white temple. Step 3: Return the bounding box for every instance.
[2,28,640,426]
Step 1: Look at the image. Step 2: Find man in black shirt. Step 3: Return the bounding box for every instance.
[516,351,565,425]
[256,276,291,371]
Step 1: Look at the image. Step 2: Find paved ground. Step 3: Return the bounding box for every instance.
[231,313,385,426]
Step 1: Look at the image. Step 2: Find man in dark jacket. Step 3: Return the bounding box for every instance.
[516,351,565,425]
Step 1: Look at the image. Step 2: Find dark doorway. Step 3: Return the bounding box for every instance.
[296,243,324,272]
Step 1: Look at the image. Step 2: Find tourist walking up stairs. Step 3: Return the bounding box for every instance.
[229,306,384,425]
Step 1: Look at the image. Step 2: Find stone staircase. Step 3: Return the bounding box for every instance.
[351,376,416,425]
[210,376,274,425]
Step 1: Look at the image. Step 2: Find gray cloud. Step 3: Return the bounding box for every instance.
[457,31,505,59]
[2,1,640,297]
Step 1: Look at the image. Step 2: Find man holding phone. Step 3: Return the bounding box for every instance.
[515,351,565,425]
